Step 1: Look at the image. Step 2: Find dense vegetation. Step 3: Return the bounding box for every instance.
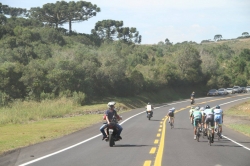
[0,1,250,107]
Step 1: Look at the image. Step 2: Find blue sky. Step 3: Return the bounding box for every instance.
[2,0,250,44]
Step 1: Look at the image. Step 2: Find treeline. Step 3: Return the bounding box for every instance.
[0,1,250,106]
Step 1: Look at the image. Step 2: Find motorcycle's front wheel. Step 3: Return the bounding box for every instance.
[109,134,115,147]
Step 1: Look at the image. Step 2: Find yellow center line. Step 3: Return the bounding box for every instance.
[150,147,157,154]
[154,117,167,166]
[157,133,161,137]
[143,160,151,166]
[154,139,159,144]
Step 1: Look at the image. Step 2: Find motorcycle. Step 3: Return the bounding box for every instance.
[104,115,122,147]
[191,97,195,105]
[147,110,153,120]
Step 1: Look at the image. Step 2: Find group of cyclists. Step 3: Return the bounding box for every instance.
[189,104,224,143]
[100,91,223,143]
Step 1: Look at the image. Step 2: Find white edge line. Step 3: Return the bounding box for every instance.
[213,96,250,151]
[20,95,250,165]
[221,135,250,151]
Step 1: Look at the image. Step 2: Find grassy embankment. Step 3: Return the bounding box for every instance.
[0,86,204,154]
[224,100,250,137]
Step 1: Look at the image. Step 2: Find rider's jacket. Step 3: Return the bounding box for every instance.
[105,110,118,121]
[213,109,223,115]
[147,105,153,111]
[192,110,202,119]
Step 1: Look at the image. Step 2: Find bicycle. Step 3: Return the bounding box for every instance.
[169,116,174,129]
[195,122,201,142]
[206,122,213,146]
[215,122,222,141]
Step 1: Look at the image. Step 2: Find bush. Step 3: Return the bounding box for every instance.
[72,91,87,106]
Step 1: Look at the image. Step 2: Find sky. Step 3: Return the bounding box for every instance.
[2,0,250,44]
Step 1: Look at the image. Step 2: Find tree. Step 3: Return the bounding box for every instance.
[242,32,249,37]
[92,20,123,41]
[30,1,100,32]
[29,1,68,29]
[1,3,27,17]
[117,27,141,43]
[214,34,222,41]
[65,1,100,33]
[165,38,172,45]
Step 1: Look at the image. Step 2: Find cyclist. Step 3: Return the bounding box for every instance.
[203,105,215,143]
[146,102,154,117]
[168,107,175,124]
[199,106,205,130]
[213,105,223,138]
[189,106,195,124]
[191,106,202,140]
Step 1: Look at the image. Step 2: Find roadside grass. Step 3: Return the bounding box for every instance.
[227,124,250,137]
[224,100,250,137]
[0,114,103,154]
[0,86,204,155]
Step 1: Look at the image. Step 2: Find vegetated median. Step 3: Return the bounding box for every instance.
[0,86,203,155]
[224,100,250,137]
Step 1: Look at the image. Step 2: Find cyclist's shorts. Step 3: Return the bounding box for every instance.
[168,112,174,117]
[205,114,214,127]
[193,118,201,127]
[214,114,222,124]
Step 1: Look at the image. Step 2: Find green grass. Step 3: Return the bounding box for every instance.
[226,124,250,137]
[224,100,250,138]
[0,114,103,154]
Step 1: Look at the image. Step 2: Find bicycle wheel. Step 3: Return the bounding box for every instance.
[196,127,200,142]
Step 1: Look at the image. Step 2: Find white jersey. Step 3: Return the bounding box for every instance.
[213,108,223,115]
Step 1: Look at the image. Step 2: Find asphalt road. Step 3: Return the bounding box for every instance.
[1,93,250,166]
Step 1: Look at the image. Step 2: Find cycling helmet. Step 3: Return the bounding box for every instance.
[215,105,220,109]
[191,106,194,109]
[195,106,200,110]
[199,107,205,111]
[148,102,150,105]
[192,91,195,94]
[171,107,175,111]
[107,101,116,108]
[205,105,210,109]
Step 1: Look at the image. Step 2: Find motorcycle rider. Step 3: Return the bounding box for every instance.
[100,101,123,140]
[146,102,154,117]
[213,105,223,138]
[190,91,195,104]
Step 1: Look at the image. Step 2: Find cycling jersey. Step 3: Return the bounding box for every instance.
[204,109,214,127]
[168,109,175,117]
[214,108,223,124]
[192,110,202,126]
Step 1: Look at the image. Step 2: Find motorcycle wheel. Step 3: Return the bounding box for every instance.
[109,135,115,147]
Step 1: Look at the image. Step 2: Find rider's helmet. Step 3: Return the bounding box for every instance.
[215,105,220,109]
[171,107,175,111]
[148,102,150,105]
[107,101,116,109]
[191,106,194,109]
[192,91,195,94]
[195,106,200,110]
[205,105,210,109]
[199,107,205,111]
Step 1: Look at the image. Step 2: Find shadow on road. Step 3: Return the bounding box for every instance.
[212,144,242,147]
[113,144,149,147]
[149,119,162,121]
[172,128,191,130]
